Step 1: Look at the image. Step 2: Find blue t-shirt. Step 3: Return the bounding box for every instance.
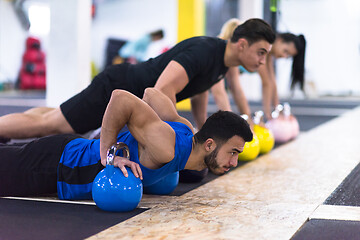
[57,121,193,200]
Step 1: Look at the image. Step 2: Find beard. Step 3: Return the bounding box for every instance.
[204,147,221,174]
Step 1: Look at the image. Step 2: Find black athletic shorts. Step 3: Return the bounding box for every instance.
[0,134,81,197]
[60,64,132,134]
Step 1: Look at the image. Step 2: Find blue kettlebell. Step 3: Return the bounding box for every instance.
[143,171,179,195]
[92,142,143,212]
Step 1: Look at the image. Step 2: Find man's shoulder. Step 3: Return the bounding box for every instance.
[165,121,193,135]
[171,37,226,62]
[183,36,223,44]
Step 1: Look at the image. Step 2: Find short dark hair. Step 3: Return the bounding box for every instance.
[278,33,307,90]
[231,18,275,45]
[194,111,253,145]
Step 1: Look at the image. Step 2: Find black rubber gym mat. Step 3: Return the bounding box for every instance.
[291,219,360,240]
[295,115,336,131]
[171,171,218,196]
[170,161,248,196]
[0,198,147,240]
[324,162,360,207]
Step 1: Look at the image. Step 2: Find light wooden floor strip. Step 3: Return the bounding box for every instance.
[310,204,360,221]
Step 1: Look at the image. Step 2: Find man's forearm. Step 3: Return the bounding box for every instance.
[191,92,208,129]
[226,74,251,116]
[262,81,273,119]
[259,61,275,119]
[100,90,132,165]
[153,60,189,107]
[153,85,177,107]
[211,80,232,111]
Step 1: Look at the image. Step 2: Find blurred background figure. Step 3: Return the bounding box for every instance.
[218,18,241,40]
[258,32,306,119]
[212,18,306,121]
[117,29,164,64]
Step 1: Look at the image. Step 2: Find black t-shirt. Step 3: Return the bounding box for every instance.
[106,36,228,101]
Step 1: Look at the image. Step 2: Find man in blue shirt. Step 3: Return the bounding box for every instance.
[0,88,253,199]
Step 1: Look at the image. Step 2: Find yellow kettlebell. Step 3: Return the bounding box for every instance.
[253,124,275,154]
[238,134,260,161]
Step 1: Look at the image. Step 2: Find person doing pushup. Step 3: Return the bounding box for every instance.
[0,88,253,199]
[0,18,275,142]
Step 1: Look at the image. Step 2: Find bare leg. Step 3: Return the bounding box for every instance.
[23,107,55,115]
[0,107,75,139]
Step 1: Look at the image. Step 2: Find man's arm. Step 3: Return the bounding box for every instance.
[153,60,189,105]
[210,79,232,111]
[267,56,280,108]
[258,55,279,120]
[225,67,252,115]
[100,90,177,178]
[142,88,194,131]
[153,60,209,129]
[190,91,208,129]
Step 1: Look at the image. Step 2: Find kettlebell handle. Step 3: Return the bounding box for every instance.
[106,142,130,166]
[253,111,264,125]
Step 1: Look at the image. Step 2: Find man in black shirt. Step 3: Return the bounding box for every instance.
[0,18,275,140]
